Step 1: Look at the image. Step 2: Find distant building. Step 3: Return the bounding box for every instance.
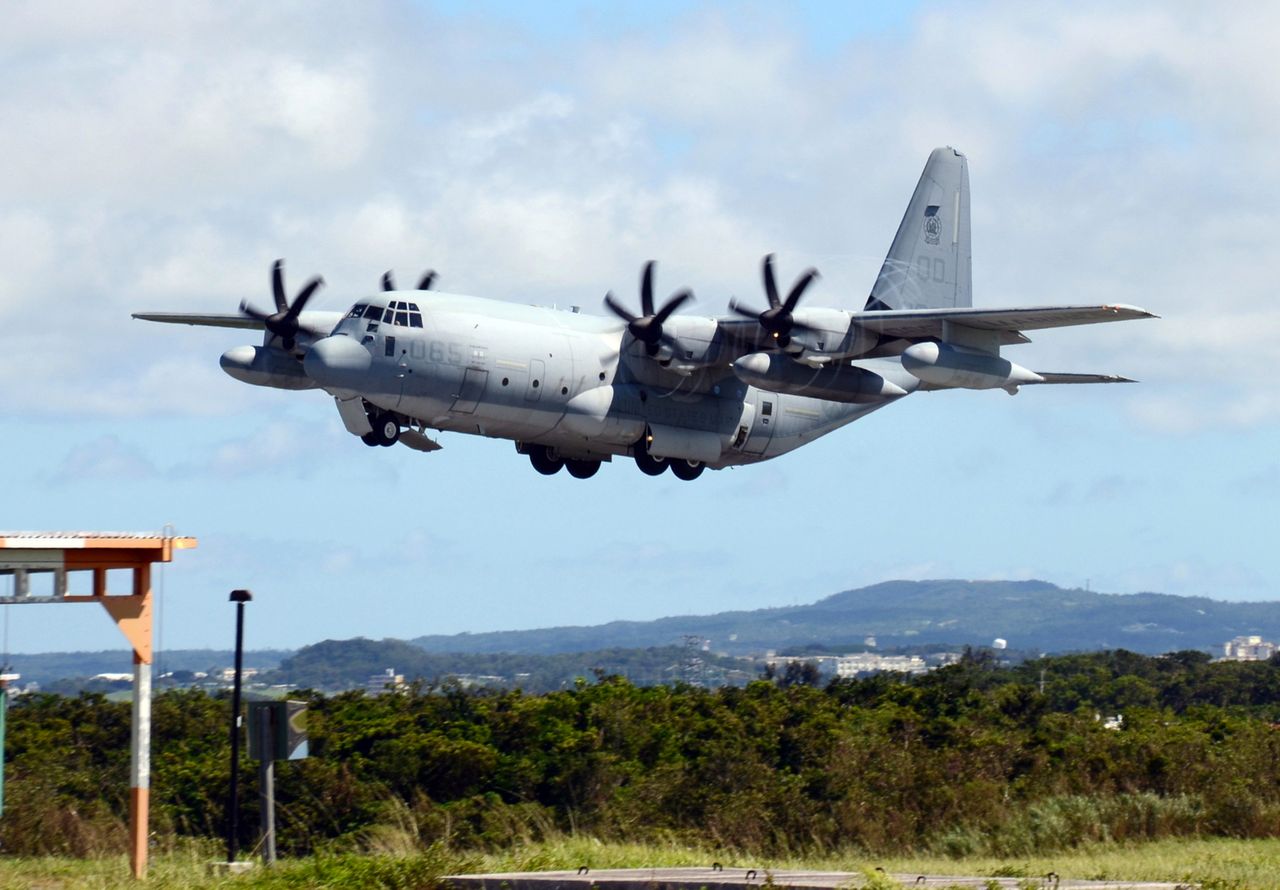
[1221,635,1277,661]
[835,653,928,677]
[219,667,258,683]
[366,668,406,695]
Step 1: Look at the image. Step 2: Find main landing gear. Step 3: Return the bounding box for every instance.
[633,435,705,480]
[524,443,602,478]
[361,412,400,447]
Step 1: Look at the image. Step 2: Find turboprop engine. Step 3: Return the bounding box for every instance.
[657,316,727,373]
[220,345,317,390]
[901,341,1042,392]
[732,353,907,403]
[782,307,880,363]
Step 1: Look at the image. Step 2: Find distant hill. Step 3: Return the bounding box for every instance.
[4,648,290,686]
[262,639,753,692]
[409,580,1280,656]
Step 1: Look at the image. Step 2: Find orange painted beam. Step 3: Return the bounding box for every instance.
[100,591,153,664]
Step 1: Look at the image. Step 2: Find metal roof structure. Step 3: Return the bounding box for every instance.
[0,530,198,880]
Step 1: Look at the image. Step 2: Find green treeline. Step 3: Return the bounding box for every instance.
[3,649,1279,859]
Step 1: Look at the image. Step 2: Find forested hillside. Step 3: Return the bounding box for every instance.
[409,580,1280,655]
[3,649,1279,860]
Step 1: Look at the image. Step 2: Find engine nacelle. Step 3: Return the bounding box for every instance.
[220,345,317,390]
[732,353,908,403]
[657,316,726,373]
[901,341,1042,391]
[786,307,879,361]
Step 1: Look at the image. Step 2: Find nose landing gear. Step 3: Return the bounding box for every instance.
[362,412,401,447]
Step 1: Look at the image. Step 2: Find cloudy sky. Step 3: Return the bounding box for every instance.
[2,1,1277,657]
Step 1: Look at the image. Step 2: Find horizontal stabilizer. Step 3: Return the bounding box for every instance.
[1024,372,1137,385]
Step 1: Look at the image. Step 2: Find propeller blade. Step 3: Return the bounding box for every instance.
[652,289,692,324]
[239,300,270,321]
[417,270,437,290]
[783,268,820,313]
[603,292,638,324]
[728,300,761,320]
[763,254,781,309]
[271,259,288,313]
[382,271,395,291]
[287,276,324,319]
[640,261,656,317]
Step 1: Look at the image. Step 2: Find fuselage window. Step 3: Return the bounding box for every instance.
[348,304,367,318]
[363,305,383,319]
[762,400,773,416]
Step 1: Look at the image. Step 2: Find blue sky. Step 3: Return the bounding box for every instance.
[2,1,1277,655]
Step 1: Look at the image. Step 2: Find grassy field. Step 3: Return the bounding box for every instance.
[0,837,1276,889]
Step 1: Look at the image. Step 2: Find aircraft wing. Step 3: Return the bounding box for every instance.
[132,310,344,333]
[131,312,262,330]
[849,303,1155,341]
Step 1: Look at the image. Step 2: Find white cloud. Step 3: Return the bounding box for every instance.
[1,0,1277,434]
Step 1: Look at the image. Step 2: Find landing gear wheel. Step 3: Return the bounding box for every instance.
[670,459,705,481]
[633,439,668,476]
[361,432,380,447]
[371,413,400,447]
[528,444,565,476]
[565,458,601,479]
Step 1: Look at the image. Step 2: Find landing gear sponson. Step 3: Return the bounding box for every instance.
[516,439,705,480]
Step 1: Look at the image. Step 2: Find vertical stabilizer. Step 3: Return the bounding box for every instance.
[866,147,972,311]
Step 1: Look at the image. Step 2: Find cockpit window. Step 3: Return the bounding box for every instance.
[347,303,368,318]
[363,304,383,319]
[382,307,395,323]
[395,311,409,326]
[409,313,423,328]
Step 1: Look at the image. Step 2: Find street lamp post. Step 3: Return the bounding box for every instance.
[227,589,252,865]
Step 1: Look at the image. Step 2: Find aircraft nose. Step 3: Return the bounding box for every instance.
[303,335,372,390]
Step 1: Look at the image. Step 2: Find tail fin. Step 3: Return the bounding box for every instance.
[865,146,972,311]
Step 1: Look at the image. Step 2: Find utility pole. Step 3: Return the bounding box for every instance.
[227,589,252,865]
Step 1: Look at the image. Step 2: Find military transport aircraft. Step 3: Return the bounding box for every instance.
[135,147,1154,481]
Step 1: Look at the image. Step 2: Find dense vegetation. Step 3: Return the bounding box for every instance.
[3,649,1279,863]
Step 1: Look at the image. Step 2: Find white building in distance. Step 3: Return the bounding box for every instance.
[1221,635,1277,661]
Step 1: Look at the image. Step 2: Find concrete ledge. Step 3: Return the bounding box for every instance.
[444,867,1193,890]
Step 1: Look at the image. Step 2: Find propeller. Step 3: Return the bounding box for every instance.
[603,261,693,357]
[381,270,438,291]
[729,253,820,348]
[240,259,325,351]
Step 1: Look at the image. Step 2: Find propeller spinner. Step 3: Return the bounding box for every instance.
[240,259,325,352]
[603,261,693,356]
[729,254,820,348]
